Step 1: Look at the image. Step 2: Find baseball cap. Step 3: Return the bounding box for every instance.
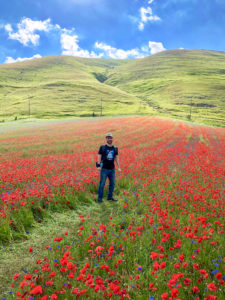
[105,133,113,138]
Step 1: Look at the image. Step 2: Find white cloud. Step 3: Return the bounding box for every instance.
[5,54,42,64]
[95,41,166,59]
[94,42,146,59]
[140,6,161,22]
[138,4,160,30]
[148,41,165,54]
[148,0,154,4]
[5,18,52,46]
[4,24,13,32]
[61,32,102,58]
[138,22,144,31]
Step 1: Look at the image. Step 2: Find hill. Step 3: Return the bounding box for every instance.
[0,56,139,119]
[0,49,224,126]
[106,49,225,125]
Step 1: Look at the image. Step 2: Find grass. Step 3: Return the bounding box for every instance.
[0,187,123,295]
[0,56,142,120]
[106,49,225,126]
[0,50,224,127]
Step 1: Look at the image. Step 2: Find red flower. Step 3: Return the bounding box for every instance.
[161,292,168,299]
[30,285,43,295]
[207,282,217,291]
[150,252,158,260]
[160,262,166,269]
[13,273,19,280]
[183,277,191,286]
[215,272,222,280]
[170,288,179,298]
[192,286,200,293]
[53,237,62,242]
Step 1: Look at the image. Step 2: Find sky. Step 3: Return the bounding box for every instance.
[0,0,225,64]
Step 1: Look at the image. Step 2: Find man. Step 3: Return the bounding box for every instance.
[96,133,121,203]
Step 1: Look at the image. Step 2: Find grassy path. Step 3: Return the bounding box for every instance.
[0,200,119,296]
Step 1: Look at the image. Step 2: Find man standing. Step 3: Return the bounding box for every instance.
[96,133,121,203]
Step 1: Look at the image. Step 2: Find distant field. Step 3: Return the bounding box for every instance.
[0,49,224,127]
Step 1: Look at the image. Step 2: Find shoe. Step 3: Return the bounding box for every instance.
[97,200,103,204]
[107,197,118,202]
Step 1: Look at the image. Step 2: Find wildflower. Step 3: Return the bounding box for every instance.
[53,237,62,242]
[192,286,200,293]
[161,292,168,299]
[30,285,43,295]
[13,273,19,280]
[215,273,222,280]
[207,282,217,291]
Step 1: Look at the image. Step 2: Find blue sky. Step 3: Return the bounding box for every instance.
[0,0,224,64]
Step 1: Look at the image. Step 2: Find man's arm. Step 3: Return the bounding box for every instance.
[115,155,121,171]
[96,154,102,171]
[97,154,102,165]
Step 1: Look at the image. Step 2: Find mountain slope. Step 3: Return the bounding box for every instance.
[106,49,225,122]
[0,56,140,118]
[0,50,224,126]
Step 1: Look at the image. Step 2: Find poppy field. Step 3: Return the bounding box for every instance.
[0,116,224,300]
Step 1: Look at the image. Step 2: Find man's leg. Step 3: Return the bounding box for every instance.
[97,169,107,202]
[107,169,115,200]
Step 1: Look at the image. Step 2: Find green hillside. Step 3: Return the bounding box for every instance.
[0,49,224,126]
[106,49,225,125]
[0,56,140,119]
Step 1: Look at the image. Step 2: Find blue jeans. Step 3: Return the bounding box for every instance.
[98,168,115,202]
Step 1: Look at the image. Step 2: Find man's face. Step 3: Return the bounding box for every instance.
[106,136,113,145]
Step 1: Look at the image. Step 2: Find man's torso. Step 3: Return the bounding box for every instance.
[98,144,118,169]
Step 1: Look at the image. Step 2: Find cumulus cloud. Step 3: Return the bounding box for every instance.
[95,41,166,59]
[5,18,52,46]
[148,41,165,54]
[5,54,42,64]
[139,6,161,30]
[94,42,146,59]
[61,32,103,58]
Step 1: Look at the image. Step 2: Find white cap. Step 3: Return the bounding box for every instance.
[105,133,113,137]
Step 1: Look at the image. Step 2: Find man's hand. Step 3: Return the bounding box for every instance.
[97,167,101,171]
[118,168,121,172]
